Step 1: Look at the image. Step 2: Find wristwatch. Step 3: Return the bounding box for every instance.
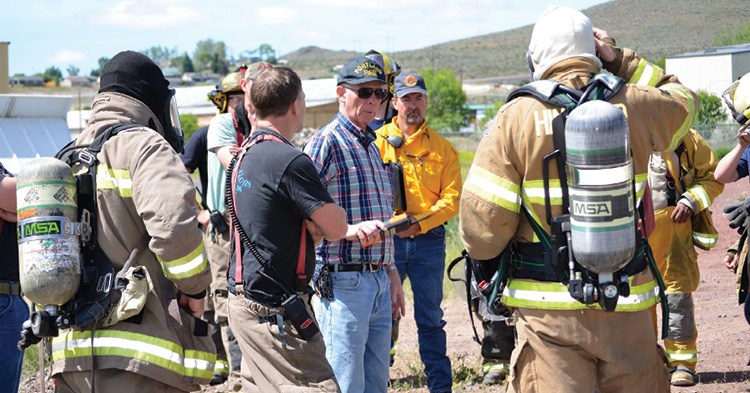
[385,264,398,273]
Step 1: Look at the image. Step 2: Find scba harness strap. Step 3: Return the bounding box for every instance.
[502,74,669,333]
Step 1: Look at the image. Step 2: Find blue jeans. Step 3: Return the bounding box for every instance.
[314,268,392,393]
[394,226,452,393]
[0,292,29,393]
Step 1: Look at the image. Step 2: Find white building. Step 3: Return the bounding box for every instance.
[666,43,750,97]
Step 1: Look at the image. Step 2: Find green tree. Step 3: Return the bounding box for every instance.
[173,52,194,73]
[141,45,178,65]
[696,90,728,124]
[257,44,277,64]
[420,68,470,132]
[193,39,227,72]
[180,114,199,143]
[66,65,80,77]
[90,57,110,77]
[715,21,750,46]
[40,66,63,84]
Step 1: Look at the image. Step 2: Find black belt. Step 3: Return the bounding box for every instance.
[0,281,21,296]
[331,263,382,273]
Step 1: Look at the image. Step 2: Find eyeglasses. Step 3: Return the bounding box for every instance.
[343,85,388,100]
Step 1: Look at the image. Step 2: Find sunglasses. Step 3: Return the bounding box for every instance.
[343,85,388,100]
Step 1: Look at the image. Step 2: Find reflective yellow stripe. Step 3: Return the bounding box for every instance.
[687,185,710,210]
[659,84,697,153]
[629,59,662,87]
[159,241,208,280]
[465,165,521,213]
[666,348,698,362]
[692,231,717,248]
[51,329,215,379]
[522,179,563,206]
[501,277,660,311]
[96,164,132,197]
[634,174,648,202]
[214,359,230,373]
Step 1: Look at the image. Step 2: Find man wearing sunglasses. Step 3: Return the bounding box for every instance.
[375,72,461,393]
[304,57,406,393]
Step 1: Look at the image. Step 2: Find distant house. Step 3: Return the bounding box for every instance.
[666,43,750,97]
[60,76,93,88]
[182,72,221,84]
[9,75,43,86]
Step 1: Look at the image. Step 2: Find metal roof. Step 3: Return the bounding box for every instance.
[668,43,750,59]
[0,94,73,174]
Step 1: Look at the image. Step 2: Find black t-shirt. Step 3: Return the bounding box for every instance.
[180,126,209,210]
[227,128,334,306]
[0,162,19,282]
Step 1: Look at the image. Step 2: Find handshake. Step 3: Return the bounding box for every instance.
[724,199,750,234]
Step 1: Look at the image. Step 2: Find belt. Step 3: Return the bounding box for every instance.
[331,263,382,273]
[0,281,21,296]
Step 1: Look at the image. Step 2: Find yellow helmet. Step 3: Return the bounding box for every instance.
[207,71,245,113]
[723,72,750,127]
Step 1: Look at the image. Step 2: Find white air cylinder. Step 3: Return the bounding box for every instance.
[565,100,636,273]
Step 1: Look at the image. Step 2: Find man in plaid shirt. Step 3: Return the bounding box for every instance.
[304,57,406,393]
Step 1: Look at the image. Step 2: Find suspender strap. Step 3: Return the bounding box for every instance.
[228,133,308,290]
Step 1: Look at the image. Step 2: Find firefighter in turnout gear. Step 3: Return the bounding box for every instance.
[49,51,214,392]
[459,6,698,393]
[648,129,723,386]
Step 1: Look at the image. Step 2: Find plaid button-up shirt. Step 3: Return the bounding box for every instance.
[304,112,395,265]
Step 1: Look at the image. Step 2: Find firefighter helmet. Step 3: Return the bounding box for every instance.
[722,72,750,128]
[208,71,245,113]
[365,49,401,94]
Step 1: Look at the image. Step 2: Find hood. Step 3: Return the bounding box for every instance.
[529,5,601,81]
[78,92,165,144]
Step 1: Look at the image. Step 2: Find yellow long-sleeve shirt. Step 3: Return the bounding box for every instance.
[375,118,462,233]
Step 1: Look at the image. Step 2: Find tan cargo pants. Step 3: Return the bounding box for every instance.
[228,292,340,393]
[507,307,670,393]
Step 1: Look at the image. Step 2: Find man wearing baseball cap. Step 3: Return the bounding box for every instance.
[205,61,272,391]
[304,57,406,393]
[375,72,461,393]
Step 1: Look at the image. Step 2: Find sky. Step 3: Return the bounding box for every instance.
[4,0,610,77]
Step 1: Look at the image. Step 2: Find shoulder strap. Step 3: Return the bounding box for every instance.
[227,133,308,293]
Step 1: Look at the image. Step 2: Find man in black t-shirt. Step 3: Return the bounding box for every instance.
[0,162,29,393]
[226,67,386,393]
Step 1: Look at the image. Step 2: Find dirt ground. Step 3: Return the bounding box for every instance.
[19,182,750,393]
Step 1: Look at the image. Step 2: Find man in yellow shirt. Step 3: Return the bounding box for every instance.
[375,72,462,393]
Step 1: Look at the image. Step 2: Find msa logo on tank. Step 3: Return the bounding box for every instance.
[18,218,65,239]
[573,200,611,217]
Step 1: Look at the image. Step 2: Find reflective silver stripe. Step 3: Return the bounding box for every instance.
[570,163,633,186]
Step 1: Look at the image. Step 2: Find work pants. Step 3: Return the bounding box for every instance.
[508,307,670,393]
[56,369,184,393]
[228,292,340,393]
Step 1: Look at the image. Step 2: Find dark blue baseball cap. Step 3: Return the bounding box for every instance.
[337,57,387,86]
[394,72,428,97]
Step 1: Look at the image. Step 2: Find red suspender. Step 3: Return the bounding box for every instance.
[231,134,308,287]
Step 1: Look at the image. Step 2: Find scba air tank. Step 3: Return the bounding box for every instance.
[17,157,80,307]
[565,100,636,273]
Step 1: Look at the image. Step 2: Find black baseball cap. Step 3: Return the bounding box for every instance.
[394,72,428,97]
[337,57,386,86]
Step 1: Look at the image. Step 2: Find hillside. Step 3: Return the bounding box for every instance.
[282,0,750,80]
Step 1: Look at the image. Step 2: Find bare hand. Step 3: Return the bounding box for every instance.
[593,27,615,62]
[0,208,17,223]
[725,254,738,273]
[178,293,205,319]
[388,269,406,319]
[739,130,750,147]
[305,220,325,246]
[671,203,693,224]
[396,222,421,238]
[197,210,210,227]
[356,220,387,246]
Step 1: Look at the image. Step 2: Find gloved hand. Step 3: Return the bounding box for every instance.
[724,199,750,234]
[18,319,41,350]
